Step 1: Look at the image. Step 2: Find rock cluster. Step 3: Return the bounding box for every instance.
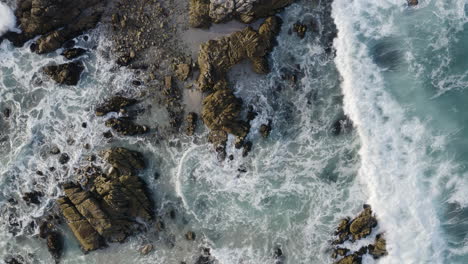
[4,0,105,54]
[61,48,87,60]
[42,62,85,86]
[189,0,293,28]
[197,16,282,92]
[58,148,153,252]
[331,205,387,264]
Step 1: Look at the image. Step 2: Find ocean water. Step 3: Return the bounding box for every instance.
[0,0,467,264]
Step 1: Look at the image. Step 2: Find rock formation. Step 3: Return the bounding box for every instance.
[189,0,293,28]
[42,62,85,86]
[95,96,138,116]
[197,16,282,92]
[331,205,388,264]
[62,48,87,60]
[4,0,105,54]
[105,117,149,136]
[58,148,153,252]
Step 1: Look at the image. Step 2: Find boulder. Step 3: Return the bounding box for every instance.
[259,122,271,138]
[4,0,105,54]
[334,254,361,264]
[189,0,293,27]
[95,96,138,116]
[292,22,307,39]
[197,16,281,92]
[62,48,87,60]
[408,0,418,6]
[42,62,84,85]
[175,63,191,81]
[369,234,388,259]
[349,205,377,240]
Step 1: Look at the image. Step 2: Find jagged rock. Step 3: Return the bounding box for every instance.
[369,234,388,259]
[42,62,84,85]
[208,129,228,160]
[186,112,198,136]
[105,118,149,136]
[58,148,152,252]
[349,205,377,240]
[334,254,361,264]
[331,247,349,259]
[292,22,307,39]
[95,96,137,116]
[175,63,191,81]
[189,0,293,27]
[408,0,418,6]
[332,115,353,135]
[202,88,249,138]
[62,48,87,60]
[4,0,105,54]
[197,16,281,92]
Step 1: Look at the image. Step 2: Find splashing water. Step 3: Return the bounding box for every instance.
[0,2,16,36]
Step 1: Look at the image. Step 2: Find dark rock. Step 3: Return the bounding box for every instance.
[82,122,87,128]
[3,108,11,118]
[61,48,87,60]
[22,191,43,205]
[292,22,307,39]
[186,112,198,136]
[246,106,258,121]
[132,80,142,86]
[169,210,176,219]
[408,0,418,6]
[46,231,63,261]
[42,62,84,85]
[95,96,137,116]
[105,117,149,136]
[331,247,349,259]
[49,167,56,172]
[242,141,252,157]
[4,256,24,264]
[349,206,377,240]
[59,153,70,164]
[332,115,353,135]
[103,131,113,138]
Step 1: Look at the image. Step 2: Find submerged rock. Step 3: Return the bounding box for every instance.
[189,0,293,27]
[408,0,418,6]
[139,244,154,255]
[95,96,138,116]
[197,16,282,92]
[4,0,104,54]
[259,122,272,138]
[57,147,152,252]
[46,231,63,261]
[22,191,43,205]
[292,22,307,39]
[61,48,87,60]
[42,62,84,85]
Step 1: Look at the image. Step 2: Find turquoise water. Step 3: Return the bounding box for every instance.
[1,0,467,263]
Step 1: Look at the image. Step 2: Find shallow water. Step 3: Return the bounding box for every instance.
[1,0,467,263]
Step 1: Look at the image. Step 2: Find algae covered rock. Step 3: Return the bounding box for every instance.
[197,16,282,92]
[57,147,152,252]
[42,62,84,85]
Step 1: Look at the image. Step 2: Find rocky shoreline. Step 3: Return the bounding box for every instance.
[0,0,392,263]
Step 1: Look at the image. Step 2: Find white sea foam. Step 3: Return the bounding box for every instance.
[332,0,468,263]
[0,2,17,36]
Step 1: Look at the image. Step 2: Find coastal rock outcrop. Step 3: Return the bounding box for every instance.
[189,0,293,27]
[62,48,87,60]
[331,205,387,264]
[58,147,153,252]
[105,117,149,136]
[42,62,84,86]
[197,16,282,92]
[95,96,138,116]
[4,0,105,53]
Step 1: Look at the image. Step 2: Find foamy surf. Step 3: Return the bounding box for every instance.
[0,2,17,36]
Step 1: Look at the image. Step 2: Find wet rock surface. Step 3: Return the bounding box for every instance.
[95,96,138,116]
[4,0,105,53]
[42,62,85,86]
[189,0,293,27]
[186,112,198,136]
[105,117,149,136]
[331,205,387,264]
[57,147,153,252]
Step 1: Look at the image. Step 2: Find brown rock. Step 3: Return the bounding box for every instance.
[175,64,191,81]
[186,112,198,136]
[42,62,84,85]
[408,0,418,6]
[95,96,137,116]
